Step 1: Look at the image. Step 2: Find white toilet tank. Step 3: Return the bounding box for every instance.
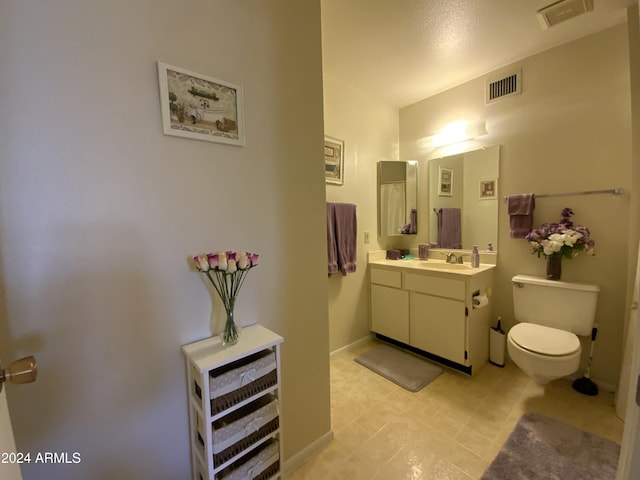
[512,274,599,336]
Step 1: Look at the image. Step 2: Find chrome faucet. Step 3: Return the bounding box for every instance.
[443,252,458,264]
[457,253,470,264]
[442,252,468,264]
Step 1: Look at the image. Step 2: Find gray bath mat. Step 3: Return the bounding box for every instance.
[354,344,442,392]
[482,412,620,480]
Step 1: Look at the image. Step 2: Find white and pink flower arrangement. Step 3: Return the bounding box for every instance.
[193,251,259,345]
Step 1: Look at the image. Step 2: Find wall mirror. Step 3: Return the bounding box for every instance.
[378,160,418,236]
[428,145,499,250]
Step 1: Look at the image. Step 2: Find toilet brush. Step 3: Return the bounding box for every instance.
[572,325,599,396]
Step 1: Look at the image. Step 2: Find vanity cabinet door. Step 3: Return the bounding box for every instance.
[371,284,409,343]
[409,292,466,364]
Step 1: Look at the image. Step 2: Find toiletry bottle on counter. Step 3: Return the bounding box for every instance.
[471,245,480,268]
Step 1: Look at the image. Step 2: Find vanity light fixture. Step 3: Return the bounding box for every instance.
[432,119,487,147]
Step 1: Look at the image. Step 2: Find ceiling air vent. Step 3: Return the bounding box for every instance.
[485,69,522,104]
[537,0,594,30]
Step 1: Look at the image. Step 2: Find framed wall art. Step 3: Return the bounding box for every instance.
[157,61,245,146]
[438,166,453,196]
[479,179,497,199]
[324,136,344,185]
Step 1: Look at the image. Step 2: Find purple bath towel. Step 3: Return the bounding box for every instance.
[507,194,535,238]
[400,208,417,234]
[327,202,357,275]
[437,208,462,249]
[327,203,339,275]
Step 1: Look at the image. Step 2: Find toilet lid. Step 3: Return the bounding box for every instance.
[509,323,580,356]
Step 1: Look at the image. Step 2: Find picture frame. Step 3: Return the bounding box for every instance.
[324,136,344,185]
[157,61,245,146]
[437,166,453,196]
[479,179,497,200]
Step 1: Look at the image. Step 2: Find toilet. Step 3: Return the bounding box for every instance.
[507,274,599,384]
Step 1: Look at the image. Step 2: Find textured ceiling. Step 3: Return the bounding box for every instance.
[321,0,635,107]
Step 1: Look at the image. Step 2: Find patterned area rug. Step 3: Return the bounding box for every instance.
[354,344,442,392]
[482,412,620,480]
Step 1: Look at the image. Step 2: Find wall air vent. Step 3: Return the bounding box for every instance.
[537,0,594,30]
[485,68,522,104]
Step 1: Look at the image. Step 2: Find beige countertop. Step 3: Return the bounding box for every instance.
[368,257,496,276]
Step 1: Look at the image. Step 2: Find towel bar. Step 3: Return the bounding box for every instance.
[503,188,621,203]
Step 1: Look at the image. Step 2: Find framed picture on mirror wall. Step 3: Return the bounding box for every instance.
[438,166,453,196]
[157,61,245,146]
[479,179,497,199]
[324,136,344,185]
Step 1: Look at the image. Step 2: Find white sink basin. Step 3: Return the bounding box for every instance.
[419,262,473,271]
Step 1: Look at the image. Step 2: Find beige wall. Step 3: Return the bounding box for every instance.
[323,74,402,351]
[400,25,632,389]
[0,1,330,478]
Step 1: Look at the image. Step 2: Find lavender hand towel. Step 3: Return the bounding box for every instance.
[507,194,535,238]
[437,208,462,249]
[326,203,339,275]
[333,202,357,275]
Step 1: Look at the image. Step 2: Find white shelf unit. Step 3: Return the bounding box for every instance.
[182,324,284,480]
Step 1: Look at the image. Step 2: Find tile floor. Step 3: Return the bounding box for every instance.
[286,339,624,480]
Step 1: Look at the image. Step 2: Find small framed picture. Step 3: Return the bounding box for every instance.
[479,179,497,200]
[438,167,453,196]
[157,61,245,146]
[324,136,344,185]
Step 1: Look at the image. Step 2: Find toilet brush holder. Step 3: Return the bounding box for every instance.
[572,326,599,396]
[489,318,506,367]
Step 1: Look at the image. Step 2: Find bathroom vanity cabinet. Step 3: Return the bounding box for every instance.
[371,269,409,343]
[182,325,284,480]
[369,258,494,374]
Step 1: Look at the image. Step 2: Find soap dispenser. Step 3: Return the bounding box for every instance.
[471,245,480,268]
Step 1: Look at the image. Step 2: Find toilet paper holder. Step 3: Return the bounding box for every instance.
[472,290,489,309]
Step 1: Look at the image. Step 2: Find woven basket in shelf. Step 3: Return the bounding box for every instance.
[211,370,278,415]
[213,417,279,467]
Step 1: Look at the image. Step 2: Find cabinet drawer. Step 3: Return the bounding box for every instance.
[371,268,402,288]
[405,273,465,300]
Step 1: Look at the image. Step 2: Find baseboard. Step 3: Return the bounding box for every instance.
[330,334,374,357]
[592,377,617,393]
[566,372,617,393]
[282,430,334,474]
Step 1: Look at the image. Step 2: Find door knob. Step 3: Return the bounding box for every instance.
[0,355,37,392]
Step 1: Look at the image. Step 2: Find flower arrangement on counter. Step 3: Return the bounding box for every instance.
[193,251,259,345]
[525,208,595,259]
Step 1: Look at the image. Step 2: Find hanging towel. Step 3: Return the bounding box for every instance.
[400,208,417,234]
[507,194,535,238]
[327,202,357,276]
[437,208,462,249]
[326,203,339,275]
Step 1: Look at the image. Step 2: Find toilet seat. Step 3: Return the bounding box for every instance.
[509,323,580,356]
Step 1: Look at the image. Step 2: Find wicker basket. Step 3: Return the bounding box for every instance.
[213,398,278,454]
[217,440,279,480]
[211,370,278,415]
[213,417,279,467]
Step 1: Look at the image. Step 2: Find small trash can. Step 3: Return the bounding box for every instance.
[489,317,506,367]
